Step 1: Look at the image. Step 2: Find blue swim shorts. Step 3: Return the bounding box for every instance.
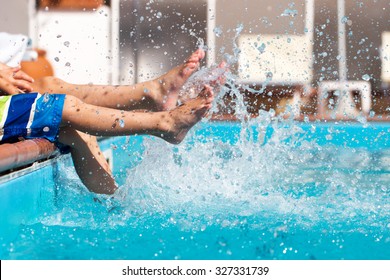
[0,93,65,143]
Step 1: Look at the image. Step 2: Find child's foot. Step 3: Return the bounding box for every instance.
[161,85,214,144]
[153,49,205,111]
[179,60,228,103]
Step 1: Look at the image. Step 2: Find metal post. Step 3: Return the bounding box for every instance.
[28,0,38,46]
[304,0,315,92]
[110,0,120,85]
[305,0,315,47]
[337,0,347,82]
[207,0,217,67]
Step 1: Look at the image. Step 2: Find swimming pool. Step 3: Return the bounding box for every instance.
[0,120,389,260]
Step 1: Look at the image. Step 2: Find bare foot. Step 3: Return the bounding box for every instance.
[179,60,229,103]
[161,85,214,144]
[153,49,205,111]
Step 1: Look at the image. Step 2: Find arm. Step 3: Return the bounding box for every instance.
[0,62,34,95]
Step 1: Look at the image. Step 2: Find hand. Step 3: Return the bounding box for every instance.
[0,63,34,95]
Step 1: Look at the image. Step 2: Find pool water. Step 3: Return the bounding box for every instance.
[1,120,389,260]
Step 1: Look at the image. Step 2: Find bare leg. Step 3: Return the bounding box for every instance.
[33,50,205,111]
[60,85,214,144]
[56,84,211,194]
[58,128,117,194]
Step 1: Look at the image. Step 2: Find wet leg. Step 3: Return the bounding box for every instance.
[33,50,205,111]
[58,128,117,194]
[60,85,214,144]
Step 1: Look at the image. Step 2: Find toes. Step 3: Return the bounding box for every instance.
[182,60,200,77]
[198,87,207,98]
[187,55,198,63]
[187,49,205,63]
[184,62,197,73]
[218,61,227,69]
[197,49,206,60]
[200,85,214,99]
[182,49,205,77]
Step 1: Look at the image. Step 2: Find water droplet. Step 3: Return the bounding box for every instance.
[235,23,244,34]
[43,127,50,132]
[362,74,370,81]
[54,57,59,62]
[156,12,162,18]
[281,9,298,17]
[341,16,349,24]
[320,52,328,57]
[257,43,266,53]
[213,26,223,37]
[266,72,273,79]
[119,119,125,128]
[65,62,71,67]
[64,41,70,47]
[43,94,50,102]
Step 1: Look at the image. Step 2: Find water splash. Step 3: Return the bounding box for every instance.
[341,16,349,24]
[111,121,389,231]
[37,116,390,237]
[5,6,384,257]
[213,26,223,38]
[178,63,229,104]
[281,9,298,17]
[36,22,389,235]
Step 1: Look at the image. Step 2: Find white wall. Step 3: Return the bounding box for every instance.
[0,0,31,35]
[36,6,115,84]
[0,0,119,85]
[381,32,390,84]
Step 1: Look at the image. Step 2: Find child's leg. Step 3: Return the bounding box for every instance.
[33,50,205,111]
[58,127,117,194]
[59,85,214,144]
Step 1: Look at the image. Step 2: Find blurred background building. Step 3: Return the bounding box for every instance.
[1,0,389,116]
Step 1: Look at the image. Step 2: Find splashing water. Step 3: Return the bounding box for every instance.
[25,117,389,259]
[281,9,298,17]
[37,22,390,235]
[178,63,230,105]
[115,122,389,232]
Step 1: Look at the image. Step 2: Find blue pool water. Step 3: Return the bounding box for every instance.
[0,121,389,260]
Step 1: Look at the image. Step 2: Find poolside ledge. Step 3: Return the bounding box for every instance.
[0,139,58,173]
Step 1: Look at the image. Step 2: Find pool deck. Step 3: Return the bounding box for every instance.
[0,139,59,174]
